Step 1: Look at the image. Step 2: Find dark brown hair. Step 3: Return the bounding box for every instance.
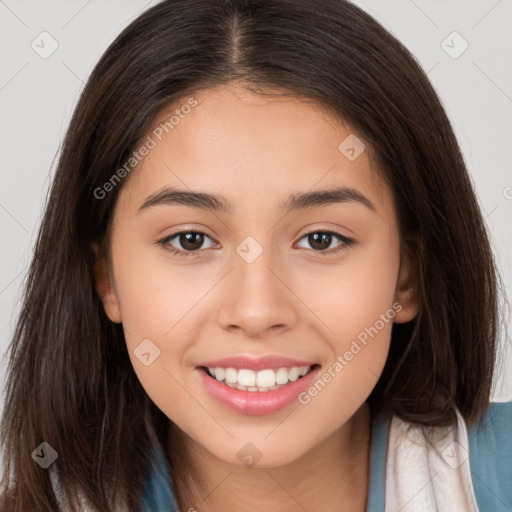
[0,0,501,510]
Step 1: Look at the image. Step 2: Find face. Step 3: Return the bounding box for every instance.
[95,83,417,469]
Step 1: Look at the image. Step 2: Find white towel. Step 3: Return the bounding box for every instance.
[385,407,479,511]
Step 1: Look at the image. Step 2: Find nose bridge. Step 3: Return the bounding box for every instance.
[217,234,298,335]
[236,236,279,297]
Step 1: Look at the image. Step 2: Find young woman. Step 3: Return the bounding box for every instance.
[1,1,510,511]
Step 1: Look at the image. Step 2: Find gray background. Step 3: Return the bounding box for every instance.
[1,0,511,427]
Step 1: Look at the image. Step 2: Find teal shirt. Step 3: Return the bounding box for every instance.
[139,401,512,511]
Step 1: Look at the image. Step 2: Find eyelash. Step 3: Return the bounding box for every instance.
[157,229,356,258]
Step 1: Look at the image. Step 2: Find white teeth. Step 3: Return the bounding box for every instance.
[237,369,256,387]
[225,368,238,384]
[214,367,225,381]
[288,367,299,382]
[256,369,275,388]
[205,365,312,391]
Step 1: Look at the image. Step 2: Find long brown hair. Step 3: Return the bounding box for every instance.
[0,0,501,510]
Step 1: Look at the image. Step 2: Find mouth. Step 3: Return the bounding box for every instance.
[196,363,321,415]
[198,364,321,392]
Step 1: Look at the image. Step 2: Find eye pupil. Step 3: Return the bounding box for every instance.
[309,232,332,250]
[180,232,204,251]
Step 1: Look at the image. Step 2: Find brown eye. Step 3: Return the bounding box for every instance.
[159,230,216,257]
[296,230,355,255]
[175,232,205,251]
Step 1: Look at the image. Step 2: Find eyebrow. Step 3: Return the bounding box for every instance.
[138,186,376,214]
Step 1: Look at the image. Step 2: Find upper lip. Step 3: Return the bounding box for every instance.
[197,355,318,371]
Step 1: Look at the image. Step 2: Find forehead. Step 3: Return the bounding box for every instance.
[118,83,393,218]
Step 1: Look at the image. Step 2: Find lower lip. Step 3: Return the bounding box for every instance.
[196,365,321,416]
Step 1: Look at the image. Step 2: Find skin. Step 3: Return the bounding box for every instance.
[95,82,418,512]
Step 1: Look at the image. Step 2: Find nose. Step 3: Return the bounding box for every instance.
[217,244,299,338]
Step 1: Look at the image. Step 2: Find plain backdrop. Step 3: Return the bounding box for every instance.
[1,0,511,429]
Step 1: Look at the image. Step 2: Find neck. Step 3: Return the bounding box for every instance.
[168,403,372,512]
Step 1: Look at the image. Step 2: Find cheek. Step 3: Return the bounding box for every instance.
[290,230,399,402]
[110,250,200,430]
[291,263,397,432]
[295,229,400,344]
[108,239,199,411]
[110,235,203,343]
